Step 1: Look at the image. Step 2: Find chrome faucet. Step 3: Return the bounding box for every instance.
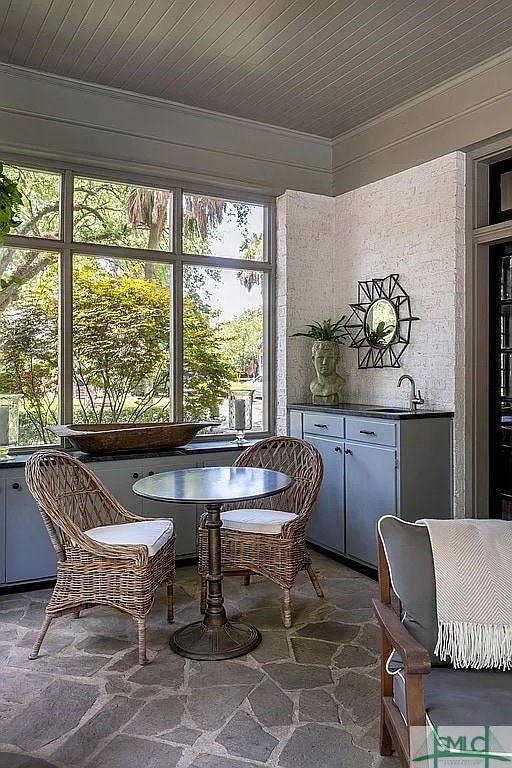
[397,374,424,413]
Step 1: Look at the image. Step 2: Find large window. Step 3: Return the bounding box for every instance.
[0,162,273,448]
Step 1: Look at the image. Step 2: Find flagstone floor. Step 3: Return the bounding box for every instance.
[0,551,397,768]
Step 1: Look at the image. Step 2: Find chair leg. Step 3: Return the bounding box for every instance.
[167,583,174,623]
[243,574,251,586]
[137,617,147,665]
[200,575,207,614]
[380,708,393,756]
[29,614,53,660]
[306,562,324,598]
[283,588,292,629]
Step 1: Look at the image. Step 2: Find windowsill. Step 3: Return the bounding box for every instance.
[0,438,262,469]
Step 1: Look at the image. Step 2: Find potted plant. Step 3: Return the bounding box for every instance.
[0,163,22,246]
[292,316,348,405]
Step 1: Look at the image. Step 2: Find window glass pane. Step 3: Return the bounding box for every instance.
[73,178,172,250]
[501,170,512,213]
[183,265,265,432]
[0,247,59,446]
[72,256,172,423]
[182,194,264,261]
[2,165,61,239]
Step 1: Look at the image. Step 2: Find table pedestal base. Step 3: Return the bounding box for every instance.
[170,619,261,660]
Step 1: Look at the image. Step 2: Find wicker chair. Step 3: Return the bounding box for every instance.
[25,450,175,665]
[198,436,324,628]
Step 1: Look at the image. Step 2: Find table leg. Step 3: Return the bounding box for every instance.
[170,502,261,660]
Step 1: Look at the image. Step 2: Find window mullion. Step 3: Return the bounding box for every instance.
[59,170,74,426]
[173,188,184,421]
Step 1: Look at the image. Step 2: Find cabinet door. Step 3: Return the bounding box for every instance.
[5,477,57,583]
[304,434,345,555]
[345,443,396,567]
[141,457,197,558]
[88,462,144,516]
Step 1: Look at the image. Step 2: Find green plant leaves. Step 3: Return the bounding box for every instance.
[291,315,348,343]
[0,163,23,245]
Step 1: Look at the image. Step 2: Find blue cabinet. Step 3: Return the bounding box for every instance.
[344,442,396,567]
[5,475,56,584]
[304,434,345,555]
[289,407,452,569]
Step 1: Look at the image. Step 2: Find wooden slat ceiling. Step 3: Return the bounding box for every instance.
[1,0,512,138]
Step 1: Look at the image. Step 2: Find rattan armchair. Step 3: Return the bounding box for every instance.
[198,436,324,628]
[25,450,175,665]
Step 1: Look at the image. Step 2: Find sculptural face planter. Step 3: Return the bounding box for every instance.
[310,340,343,405]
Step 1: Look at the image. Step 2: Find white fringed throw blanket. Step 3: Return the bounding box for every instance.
[419,519,512,670]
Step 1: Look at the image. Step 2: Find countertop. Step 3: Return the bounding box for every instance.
[0,439,257,470]
[288,402,454,420]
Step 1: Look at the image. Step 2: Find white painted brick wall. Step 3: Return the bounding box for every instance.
[277,153,466,515]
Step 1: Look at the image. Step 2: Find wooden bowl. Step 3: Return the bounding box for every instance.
[48,421,220,454]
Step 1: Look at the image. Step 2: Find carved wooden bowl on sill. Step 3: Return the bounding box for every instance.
[48,421,220,455]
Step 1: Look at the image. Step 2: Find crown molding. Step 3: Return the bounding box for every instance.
[332,46,512,195]
[0,62,330,148]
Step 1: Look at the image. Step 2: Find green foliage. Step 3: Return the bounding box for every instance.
[219,308,262,378]
[367,320,395,346]
[292,316,348,343]
[0,274,22,291]
[0,164,23,244]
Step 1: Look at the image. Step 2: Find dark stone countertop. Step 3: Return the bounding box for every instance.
[287,402,454,420]
[0,439,258,470]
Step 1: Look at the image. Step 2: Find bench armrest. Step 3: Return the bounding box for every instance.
[373,598,431,675]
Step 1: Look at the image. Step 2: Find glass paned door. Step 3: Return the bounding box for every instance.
[490,243,512,520]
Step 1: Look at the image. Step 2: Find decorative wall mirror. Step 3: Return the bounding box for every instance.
[344,274,418,368]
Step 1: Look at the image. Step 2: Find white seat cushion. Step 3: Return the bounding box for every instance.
[221,508,296,535]
[85,519,174,557]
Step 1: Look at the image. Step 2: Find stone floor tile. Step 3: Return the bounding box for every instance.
[356,623,381,655]
[1,679,99,750]
[127,648,185,688]
[0,668,53,704]
[189,756,263,768]
[334,644,377,669]
[298,689,339,723]
[167,725,201,745]
[52,695,142,764]
[216,710,278,762]
[264,661,332,690]
[88,735,182,768]
[127,694,186,736]
[278,724,370,768]
[188,660,263,688]
[295,620,359,644]
[290,637,337,665]
[0,753,59,768]
[249,630,289,663]
[74,635,133,655]
[248,679,293,726]
[187,685,253,730]
[0,552,390,768]
[334,671,380,725]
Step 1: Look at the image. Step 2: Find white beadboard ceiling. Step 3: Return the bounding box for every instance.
[1,0,512,139]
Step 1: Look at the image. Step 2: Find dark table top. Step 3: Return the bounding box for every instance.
[132,465,292,504]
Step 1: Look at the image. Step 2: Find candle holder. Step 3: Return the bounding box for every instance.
[0,394,21,460]
[228,389,254,445]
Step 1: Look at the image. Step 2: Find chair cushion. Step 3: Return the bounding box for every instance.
[378,515,441,663]
[221,508,297,535]
[393,667,512,726]
[85,519,174,557]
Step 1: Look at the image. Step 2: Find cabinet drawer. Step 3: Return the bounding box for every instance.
[345,418,396,447]
[303,412,344,438]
